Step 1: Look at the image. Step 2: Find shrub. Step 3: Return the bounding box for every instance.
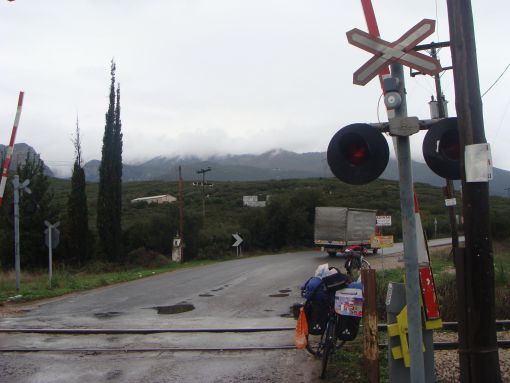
[126,247,170,268]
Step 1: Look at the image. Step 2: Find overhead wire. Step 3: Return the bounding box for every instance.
[481,63,510,141]
[481,63,510,98]
[376,92,384,124]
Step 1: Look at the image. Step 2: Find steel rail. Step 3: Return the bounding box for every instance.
[2,319,508,335]
[377,320,510,332]
[379,340,510,350]
[0,345,297,353]
[0,327,295,334]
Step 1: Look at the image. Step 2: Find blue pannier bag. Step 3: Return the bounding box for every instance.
[301,277,330,335]
[301,276,328,300]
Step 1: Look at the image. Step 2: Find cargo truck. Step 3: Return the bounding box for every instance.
[314,207,377,256]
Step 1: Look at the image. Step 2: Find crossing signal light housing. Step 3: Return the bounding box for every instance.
[327,123,389,185]
[422,117,460,180]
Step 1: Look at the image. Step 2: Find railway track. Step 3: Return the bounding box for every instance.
[1,323,509,353]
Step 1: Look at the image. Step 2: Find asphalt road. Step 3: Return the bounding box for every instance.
[0,238,455,383]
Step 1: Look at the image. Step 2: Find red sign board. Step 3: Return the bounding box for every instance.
[347,19,442,85]
[419,266,441,320]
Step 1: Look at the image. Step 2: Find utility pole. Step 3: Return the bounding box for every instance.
[430,46,459,251]
[196,167,211,219]
[446,0,501,381]
[178,165,184,262]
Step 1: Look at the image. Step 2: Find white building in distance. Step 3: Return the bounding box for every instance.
[130,194,177,205]
[243,195,269,208]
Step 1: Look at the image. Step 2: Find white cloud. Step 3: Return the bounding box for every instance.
[0,0,509,174]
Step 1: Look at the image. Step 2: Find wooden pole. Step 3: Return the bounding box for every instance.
[446,1,501,381]
[361,268,379,383]
[178,165,184,262]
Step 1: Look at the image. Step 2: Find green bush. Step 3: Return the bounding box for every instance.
[126,247,170,267]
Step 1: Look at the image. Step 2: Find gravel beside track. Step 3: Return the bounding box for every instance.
[433,331,510,382]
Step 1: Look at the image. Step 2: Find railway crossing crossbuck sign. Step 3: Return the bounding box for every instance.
[346,19,442,86]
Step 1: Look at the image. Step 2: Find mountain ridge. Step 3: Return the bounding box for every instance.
[79,149,510,197]
[4,144,508,197]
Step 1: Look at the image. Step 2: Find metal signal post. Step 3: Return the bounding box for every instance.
[329,5,448,381]
[389,63,426,383]
[12,175,31,292]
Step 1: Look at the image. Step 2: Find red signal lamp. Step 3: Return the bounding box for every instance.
[422,117,460,180]
[327,123,389,185]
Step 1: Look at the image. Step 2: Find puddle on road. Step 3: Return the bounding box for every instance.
[279,289,291,293]
[153,304,195,314]
[199,293,214,297]
[211,287,224,292]
[269,293,289,297]
[94,311,123,320]
[106,370,123,381]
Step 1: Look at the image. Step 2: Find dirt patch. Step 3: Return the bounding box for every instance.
[0,302,34,319]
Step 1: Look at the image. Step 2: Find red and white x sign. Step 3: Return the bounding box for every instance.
[347,19,442,86]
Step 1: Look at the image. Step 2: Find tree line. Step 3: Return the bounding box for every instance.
[0,61,125,270]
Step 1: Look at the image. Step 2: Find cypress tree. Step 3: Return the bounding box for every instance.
[112,83,123,260]
[97,61,123,262]
[66,118,90,267]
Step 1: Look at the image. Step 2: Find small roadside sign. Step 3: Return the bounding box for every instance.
[371,235,394,249]
[232,233,243,257]
[444,198,457,207]
[232,233,243,247]
[376,215,392,227]
[44,221,60,249]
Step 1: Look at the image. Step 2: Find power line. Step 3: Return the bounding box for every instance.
[481,63,510,98]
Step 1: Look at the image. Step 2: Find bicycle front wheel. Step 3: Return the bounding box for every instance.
[320,318,336,379]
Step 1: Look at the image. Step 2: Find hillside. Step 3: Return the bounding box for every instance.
[6,143,508,196]
[0,143,54,176]
[81,149,510,197]
[48,176,510,251]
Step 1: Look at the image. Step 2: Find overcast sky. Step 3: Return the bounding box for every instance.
[1,0,509,176]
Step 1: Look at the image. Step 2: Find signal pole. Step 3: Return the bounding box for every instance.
[390,63,426,383]
[447,0,501,381]
[12,175,31,292]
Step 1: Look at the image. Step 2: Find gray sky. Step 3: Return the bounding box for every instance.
[1,0,509,177]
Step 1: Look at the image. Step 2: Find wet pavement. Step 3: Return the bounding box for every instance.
[0,239,454,382]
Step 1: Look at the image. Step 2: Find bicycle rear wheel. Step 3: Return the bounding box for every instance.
[320,317,337,379]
